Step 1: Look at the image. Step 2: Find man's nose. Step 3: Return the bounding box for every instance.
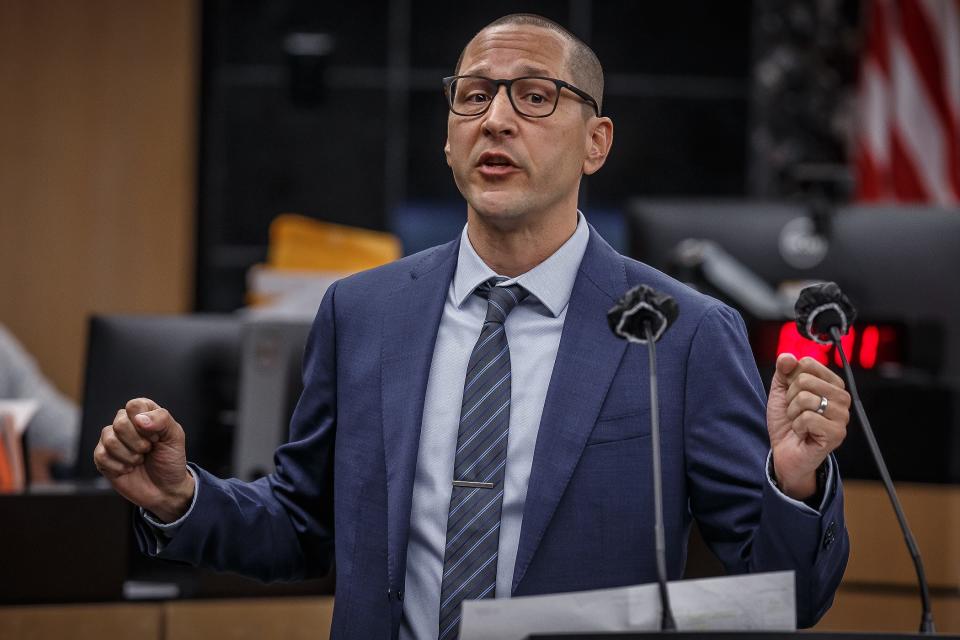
[481,86,517,136]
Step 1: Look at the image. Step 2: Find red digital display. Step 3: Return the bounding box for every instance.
[859,325,880,369]
[754,322,903,370]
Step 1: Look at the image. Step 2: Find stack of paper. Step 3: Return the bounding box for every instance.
[460,571,796,640]
[0,399,38,492]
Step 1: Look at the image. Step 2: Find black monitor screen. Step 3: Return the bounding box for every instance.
[627,201,960,378]
[626,201,960,482]
[76,315,241,480]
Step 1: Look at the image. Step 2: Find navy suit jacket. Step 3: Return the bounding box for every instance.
[138,227,848,638]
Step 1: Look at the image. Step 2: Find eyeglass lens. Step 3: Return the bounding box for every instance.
[448,77,559,116]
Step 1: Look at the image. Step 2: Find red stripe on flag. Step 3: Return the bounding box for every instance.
[899,0,948,124]
[890,129,929,200]
[856,142,886,201]
[867,0,892,76]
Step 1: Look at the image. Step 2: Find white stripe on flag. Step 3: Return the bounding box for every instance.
[861,60,891,166]
[891,34,953,203]
[919,0,960,115]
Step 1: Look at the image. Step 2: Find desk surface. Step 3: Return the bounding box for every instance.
[0,485,334,605]
[0,597,335,640]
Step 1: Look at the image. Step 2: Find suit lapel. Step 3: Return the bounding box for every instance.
[381,240,459,592]
[512,229,629,592]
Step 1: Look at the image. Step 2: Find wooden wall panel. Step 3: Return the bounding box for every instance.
[814,480,960,632]
[840,480,960,589]
[164,597,335,640]
[0,603,161,640]
[0,0,198,400]
[816,588,960,633]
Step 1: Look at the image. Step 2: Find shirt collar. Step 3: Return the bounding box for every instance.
[453,211,590,318]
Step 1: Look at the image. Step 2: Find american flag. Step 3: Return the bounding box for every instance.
[854,0,960,204]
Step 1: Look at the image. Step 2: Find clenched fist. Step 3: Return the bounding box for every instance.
[93,397,195,523]
[766,353,851,501]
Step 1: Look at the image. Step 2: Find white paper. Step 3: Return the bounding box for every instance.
[460,571,795,640]
[0,399,39,435]
[244,266,340,321]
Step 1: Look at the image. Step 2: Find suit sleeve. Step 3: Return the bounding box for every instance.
[133,281,340,582]
[683,304,849,628]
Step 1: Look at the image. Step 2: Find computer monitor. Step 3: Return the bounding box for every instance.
[627,201,960,375]
[626,201,960,482]
[233,317,312,481]
[76,314,241,480]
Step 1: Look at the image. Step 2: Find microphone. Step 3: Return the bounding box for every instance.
[608,284,678,631]
[794,281,856,345]
[794,282,935,633]
[608,284,678,344]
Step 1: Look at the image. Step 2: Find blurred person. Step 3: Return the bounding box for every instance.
[0,323,79,482]
[94,14,850,639]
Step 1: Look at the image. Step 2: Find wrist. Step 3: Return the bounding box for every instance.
[777,473,817,501]
[151,471,195,524]
[770,454,819,501]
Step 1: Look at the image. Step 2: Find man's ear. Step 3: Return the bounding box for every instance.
[444,138,452,167]
[583,117,613,176]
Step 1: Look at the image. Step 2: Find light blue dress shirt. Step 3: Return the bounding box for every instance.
[399,213,590,640]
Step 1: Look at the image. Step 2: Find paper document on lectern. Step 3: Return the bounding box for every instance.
[460,570,795,640]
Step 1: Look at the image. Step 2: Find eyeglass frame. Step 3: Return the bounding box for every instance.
[442,75,601,118]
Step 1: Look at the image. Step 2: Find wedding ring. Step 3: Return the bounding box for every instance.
[816,395,829,415]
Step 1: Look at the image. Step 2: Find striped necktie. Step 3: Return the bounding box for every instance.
[438,277,528,640]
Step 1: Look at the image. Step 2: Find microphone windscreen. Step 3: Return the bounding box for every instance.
[608,284,679,344]
[794,281,857,344]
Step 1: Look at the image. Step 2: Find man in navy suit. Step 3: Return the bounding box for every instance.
[94,13,850,639]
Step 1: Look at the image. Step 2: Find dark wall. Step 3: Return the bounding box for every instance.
[196,0,752,311]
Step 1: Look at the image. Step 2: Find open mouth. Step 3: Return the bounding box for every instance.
[477,152,519,174]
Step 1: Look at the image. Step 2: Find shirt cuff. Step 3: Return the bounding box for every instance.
[139,466,199,551]
[765,450,833,515]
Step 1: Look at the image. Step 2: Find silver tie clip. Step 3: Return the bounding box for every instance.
[452,480,495,489]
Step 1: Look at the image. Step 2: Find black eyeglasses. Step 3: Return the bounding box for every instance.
[442,75,600,118]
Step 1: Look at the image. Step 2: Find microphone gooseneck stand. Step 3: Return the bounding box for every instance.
[830,326,935,634]
[607,284,679,631]
[644,320,677,632]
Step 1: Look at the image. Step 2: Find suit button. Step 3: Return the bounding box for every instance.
[823,521,836,549]
[387,589,404,602]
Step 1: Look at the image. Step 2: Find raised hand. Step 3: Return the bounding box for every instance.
[93,397,195,522]
[766,353,850,501]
